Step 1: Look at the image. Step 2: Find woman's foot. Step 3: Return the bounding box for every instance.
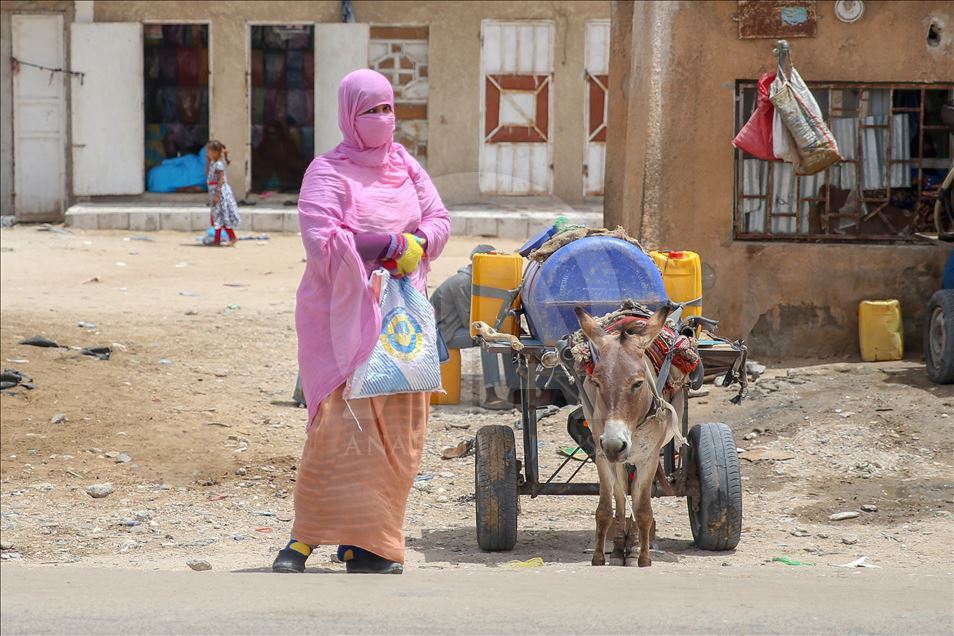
[272,540,312,573]
[337,545,403,574]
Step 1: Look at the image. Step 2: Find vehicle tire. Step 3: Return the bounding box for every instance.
[686,422,742,551]
[925,290,954,384]
[474,425,518,551]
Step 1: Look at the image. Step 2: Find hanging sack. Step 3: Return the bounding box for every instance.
[770,62,842,175]
[772,100,801,168]
[771,72,801,168]
[345,269,443,399]
[732,72,778,161]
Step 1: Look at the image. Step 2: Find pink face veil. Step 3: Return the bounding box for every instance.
[336,69,396,167]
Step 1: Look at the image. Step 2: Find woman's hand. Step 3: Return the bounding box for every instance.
[393,233,425,276]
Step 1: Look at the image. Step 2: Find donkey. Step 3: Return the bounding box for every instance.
[575,304,680,567]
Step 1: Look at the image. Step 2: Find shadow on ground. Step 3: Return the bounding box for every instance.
[411,527,734,566]
[881,365,948,394]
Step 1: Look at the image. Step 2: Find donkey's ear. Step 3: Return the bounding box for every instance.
[575,306,605,348]
[631,303,673,349]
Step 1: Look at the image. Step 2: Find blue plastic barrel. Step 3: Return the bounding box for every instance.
[521,237,668,345]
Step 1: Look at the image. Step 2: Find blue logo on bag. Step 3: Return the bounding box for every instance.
[380,307,423,361]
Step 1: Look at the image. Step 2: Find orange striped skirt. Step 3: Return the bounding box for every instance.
[291,387,429,564]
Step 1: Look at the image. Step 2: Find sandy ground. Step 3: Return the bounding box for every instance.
[1,226,953,579]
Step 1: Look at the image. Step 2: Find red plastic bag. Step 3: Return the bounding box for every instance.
[732,72,777,161]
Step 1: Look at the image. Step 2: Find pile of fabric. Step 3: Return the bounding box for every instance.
[529,225,646,263]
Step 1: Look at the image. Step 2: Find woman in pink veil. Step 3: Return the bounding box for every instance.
[273,69,450,574]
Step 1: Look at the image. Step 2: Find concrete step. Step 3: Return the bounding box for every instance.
[64,204,604,239]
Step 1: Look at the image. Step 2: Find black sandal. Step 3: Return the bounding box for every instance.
[272,547,309,573]
[339,545,403,574]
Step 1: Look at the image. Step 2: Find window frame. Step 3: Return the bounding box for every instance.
[733,80,954,243]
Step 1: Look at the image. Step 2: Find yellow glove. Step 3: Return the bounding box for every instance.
[394,233,425,276]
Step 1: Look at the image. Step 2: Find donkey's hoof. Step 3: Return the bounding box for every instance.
[591,554,606,566]
[637,556,652,568]
[609,547,626,567]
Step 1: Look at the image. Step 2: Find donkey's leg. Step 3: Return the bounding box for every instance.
[634,485,654,568]
[592,456,614,566]
[623,514,637,562]
[610,466,628,566]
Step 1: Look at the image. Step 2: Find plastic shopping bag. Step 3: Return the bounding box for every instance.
[345,269,443,400]
[732,72,778,161]
[770,63,842,175]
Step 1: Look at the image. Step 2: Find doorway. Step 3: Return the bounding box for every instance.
[11,14,67,220]
[584,20,609,197]
[479,21,554,195]
[143,24,209,190]
[249,25,315,194]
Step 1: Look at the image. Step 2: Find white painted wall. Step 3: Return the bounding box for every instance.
[314,23,370,155]
[71,22,144,195]
[74,1,94,24]
[12,14,67,220]
[0,11,13,215]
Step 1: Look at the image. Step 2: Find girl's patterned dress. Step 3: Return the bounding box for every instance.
[207,159,241,229]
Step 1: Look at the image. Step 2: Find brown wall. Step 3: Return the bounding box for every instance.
[93,0,609,203]
[606,0,954,359]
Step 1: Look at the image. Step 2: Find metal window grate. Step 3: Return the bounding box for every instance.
[733,81,954,242]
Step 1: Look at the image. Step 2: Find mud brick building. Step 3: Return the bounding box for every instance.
[0,0,609,219]
[605,1,953,357]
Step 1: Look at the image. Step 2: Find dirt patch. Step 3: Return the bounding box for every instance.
[1,226,952,573]
[795,478,954,526]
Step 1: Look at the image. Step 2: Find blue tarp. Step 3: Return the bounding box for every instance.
[146,147,207,193]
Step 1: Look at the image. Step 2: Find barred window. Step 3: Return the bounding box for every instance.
[734,83,953,241]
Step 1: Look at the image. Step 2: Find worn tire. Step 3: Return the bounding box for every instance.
[686,423,742,551]
[474,425,518,551]
[925,290,954,384]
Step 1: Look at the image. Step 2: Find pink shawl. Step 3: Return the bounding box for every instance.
[296,69,450,427]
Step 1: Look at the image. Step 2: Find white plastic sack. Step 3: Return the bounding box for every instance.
[345,269,443,400]
[772,99,800,167]
[770,63,842,176]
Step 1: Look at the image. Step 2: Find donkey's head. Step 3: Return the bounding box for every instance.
[575,304,672,463]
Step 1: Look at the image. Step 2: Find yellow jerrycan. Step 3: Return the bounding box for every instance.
[431,349,462,405]
[650,250,702,318]
[858,300,903,362]
[470,252,523,338]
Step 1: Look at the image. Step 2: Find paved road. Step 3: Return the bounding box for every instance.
[2,564,951,634]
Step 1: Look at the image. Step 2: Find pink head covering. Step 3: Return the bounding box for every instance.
[294,68,451,428]
[337,69,395,167]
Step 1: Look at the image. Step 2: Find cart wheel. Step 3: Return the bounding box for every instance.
[474,425,518,551]
[925,290,954,384]
[686,422,742,551]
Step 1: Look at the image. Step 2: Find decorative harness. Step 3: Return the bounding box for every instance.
[580,318,686,484]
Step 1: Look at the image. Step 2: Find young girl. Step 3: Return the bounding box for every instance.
[206,140,241,246]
